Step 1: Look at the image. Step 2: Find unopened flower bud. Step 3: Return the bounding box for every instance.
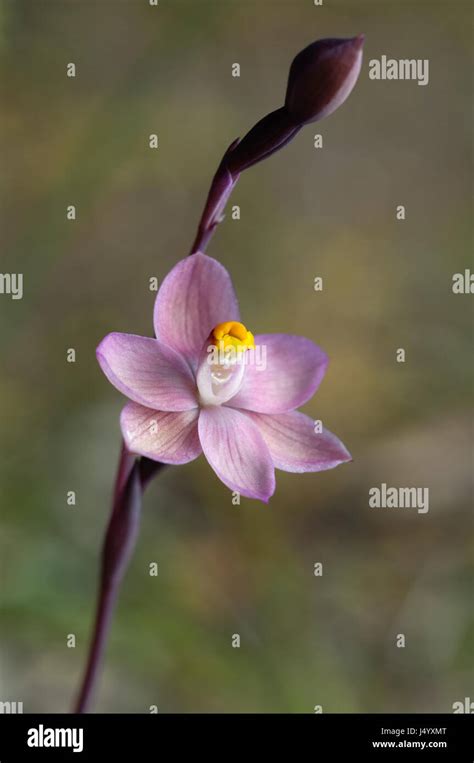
[285,35,364,125]
[190,35,364,253]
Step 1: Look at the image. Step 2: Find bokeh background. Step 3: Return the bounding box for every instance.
[0,0,472,713]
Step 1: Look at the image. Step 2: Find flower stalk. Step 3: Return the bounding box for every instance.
[74,447,163,713]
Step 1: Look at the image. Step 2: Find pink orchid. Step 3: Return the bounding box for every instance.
[97,253,351,502]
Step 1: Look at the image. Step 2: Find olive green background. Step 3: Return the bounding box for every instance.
[0,0,472,712]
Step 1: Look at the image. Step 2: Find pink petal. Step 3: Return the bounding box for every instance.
[121,403,201,464]
[249,410,351,472]
[198,406,275,502]
[97,333,198,411]
[153,253,240,368]
[229,334,328,413]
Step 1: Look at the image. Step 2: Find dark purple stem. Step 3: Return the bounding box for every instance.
[74,446,163,713]
[189,139,240,255]
[190,108,301,255]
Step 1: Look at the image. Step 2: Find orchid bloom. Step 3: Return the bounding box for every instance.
[97,253,351,502]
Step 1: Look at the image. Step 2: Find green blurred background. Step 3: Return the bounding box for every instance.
[0,0,472,712]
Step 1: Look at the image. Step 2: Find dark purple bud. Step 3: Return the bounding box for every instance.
[285,35,364,125]
[190,35,364,254]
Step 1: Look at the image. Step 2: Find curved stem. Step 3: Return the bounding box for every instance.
[74,447,164,713]
[74,574,119,713]
[189,108,300,255]
[189,139,240,255]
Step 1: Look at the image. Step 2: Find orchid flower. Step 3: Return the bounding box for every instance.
[97,252,351,502]
[75,34,363,713]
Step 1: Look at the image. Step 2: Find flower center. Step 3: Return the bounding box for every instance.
[196,321,255,407]
[210,321,255,352]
